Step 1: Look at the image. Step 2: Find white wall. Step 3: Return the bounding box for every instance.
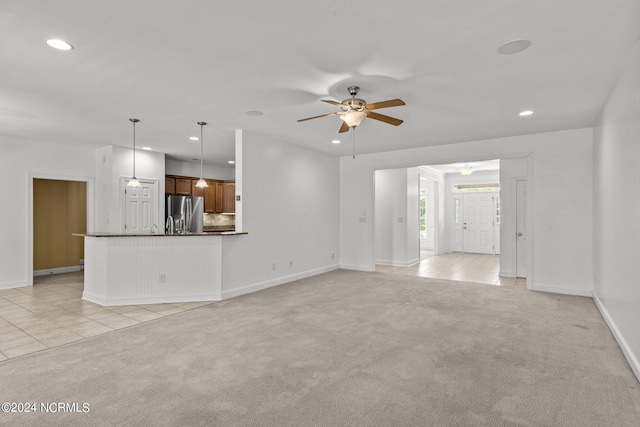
[593,40,640,381]
[165,159,234,181]
[220,130,340,298]
[0,140,95,289]
[95,146,165,233]
[374,168,420,266]
[340,128,593,295]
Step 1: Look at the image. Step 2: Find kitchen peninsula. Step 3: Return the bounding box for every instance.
[76,231,246,306]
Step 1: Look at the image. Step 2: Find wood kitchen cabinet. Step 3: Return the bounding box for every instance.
[191,179,222,213]
[165,177,176,195]
[223,181,236,213]
[175,178,192,195]
[213,181,224,213]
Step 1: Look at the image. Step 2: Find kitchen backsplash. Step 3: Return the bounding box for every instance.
[203,213,235,228]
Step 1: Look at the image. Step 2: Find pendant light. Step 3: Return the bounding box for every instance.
[195,121,208,188]
[127,118,141,187]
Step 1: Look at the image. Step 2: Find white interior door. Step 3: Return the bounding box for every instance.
[516,180,528,277]
[123,178,158,233]
[463,193,494,254]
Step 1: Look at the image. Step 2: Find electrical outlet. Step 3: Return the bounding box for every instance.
[330,251,335,259]
[289,261,293,267]
[272,263,276,270]
[159,273,166,284]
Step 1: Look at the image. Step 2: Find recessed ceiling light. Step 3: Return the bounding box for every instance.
[497,39,531,55]
[142,147,151,151]
[46,39,74,51]
[244,110,264,116]
[228,160,235,164]
[332,140,341,144]
[189,136,199,141]
[519,110,534,116]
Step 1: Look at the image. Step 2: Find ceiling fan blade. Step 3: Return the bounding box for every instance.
[367,112,404,126]
[339,121,350,133]
[322,100,348,108]
[364,99,406,110]
[297,112,339,122]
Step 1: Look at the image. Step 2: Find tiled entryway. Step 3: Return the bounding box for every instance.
[0,272,213,361]
[376,252,527,288]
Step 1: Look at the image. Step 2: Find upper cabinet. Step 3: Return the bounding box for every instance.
[214,181,224,213]
[223,181,236,213]
[165,177,175,195]
[175,178,192,196]
[166,175,234,214]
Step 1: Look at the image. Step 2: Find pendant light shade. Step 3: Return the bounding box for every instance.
[127,118,141,188]
[340,111,367,128]
[195,121,208,188]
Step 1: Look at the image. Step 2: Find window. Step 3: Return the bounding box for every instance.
[453,198,461,224]
[420,188,427,239]
[453,183,500,192]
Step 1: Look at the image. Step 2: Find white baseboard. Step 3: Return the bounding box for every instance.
[0,280,30,290]
[34,266,84,276]
[222,264,339,300]
[339,264,373,272]
[499,269,515,278]
[531,283,593,297]
[82,290,221,307]
[375,258,420,267]
[593,293,640,383]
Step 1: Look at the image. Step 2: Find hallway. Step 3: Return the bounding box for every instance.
[376,252,526,288]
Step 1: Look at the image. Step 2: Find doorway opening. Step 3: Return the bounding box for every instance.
[33,179,87,277]
[374,158,528,287]
[28,174,94,285]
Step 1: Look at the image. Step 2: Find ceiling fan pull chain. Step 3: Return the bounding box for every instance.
[352,126,356,159]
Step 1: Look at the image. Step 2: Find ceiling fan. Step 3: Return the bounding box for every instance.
[298,86,405,133]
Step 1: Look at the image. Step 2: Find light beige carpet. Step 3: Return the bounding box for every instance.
[1,270,639,426]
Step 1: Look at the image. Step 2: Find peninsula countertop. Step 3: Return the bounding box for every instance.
[74,231,247,237]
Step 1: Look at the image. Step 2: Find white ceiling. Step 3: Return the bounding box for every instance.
[2,1,639,167]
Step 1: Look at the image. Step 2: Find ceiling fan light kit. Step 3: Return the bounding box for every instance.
[298,85,405,158]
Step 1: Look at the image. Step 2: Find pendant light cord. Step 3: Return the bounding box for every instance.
[132,120,136,177]
[200,124,204,179]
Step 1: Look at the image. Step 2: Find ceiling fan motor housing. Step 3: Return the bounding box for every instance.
[342,98,367,111]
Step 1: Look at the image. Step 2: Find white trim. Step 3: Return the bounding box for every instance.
[0,280,30,290]
[531,283,592,297]
[82,290,221,307]
[593,293,640,383]
[375,258,420,267]
[222,264,339,300]
[499,269,515,278]
[33,266,83,276]
[339,264,373,272]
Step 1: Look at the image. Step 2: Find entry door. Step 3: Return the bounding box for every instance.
[123,179,158,233]
[516,180,528,277]
[463,193,494,254]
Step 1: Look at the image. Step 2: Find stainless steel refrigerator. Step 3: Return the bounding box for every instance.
[165,195,203,234]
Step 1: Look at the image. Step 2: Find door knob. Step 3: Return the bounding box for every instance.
[517,232,523,236]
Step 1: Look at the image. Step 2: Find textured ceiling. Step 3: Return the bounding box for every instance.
[1,1,639,167]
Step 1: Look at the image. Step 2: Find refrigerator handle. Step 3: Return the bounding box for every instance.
[185,198,192,232]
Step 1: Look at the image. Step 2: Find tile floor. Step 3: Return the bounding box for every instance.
[0,271,213,362]
[376,252,527,288]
